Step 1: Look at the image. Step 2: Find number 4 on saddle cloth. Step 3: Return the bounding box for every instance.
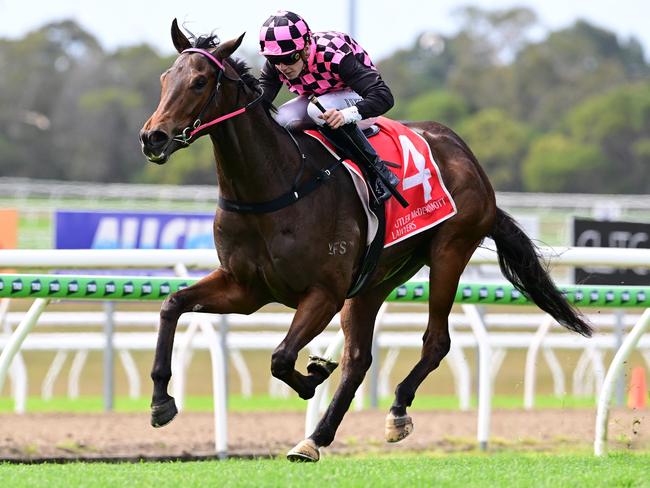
[306,117,457,296]
[305,116,457,249]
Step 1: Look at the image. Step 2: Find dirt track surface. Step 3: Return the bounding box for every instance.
[1,408,648,461]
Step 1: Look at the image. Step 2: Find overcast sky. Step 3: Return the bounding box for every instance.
[1,1,649,61]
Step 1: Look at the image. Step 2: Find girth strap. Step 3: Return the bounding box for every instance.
[218,159,343,214]
[345,201,386,298]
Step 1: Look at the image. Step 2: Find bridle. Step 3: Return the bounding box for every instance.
[168,47,343,214]
[172,48,264,146]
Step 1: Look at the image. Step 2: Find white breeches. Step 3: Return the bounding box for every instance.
[273,89,377,129]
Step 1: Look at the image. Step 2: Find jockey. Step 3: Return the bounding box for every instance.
[259,10,400,204]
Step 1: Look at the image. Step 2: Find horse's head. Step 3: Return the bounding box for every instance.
[140,19,245,164]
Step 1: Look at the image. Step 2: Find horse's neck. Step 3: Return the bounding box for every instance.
[210,109,298,202]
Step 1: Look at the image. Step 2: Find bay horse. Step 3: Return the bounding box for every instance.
[139,20,591,462]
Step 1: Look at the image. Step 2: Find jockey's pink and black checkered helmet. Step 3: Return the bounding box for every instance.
[259,10,311,61]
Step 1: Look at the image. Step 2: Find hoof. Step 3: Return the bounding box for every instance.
[298,389,316,401]
[287,438,320,462]
[151,397,178,428]
[385,412,413,443]
[307,355,338,379]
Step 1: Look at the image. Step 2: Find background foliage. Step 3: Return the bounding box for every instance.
[1,7,648,192]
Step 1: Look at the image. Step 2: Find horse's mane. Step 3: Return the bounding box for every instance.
[190,31,220,50]
[185,28,277,114]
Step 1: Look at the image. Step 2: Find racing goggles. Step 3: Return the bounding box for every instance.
[266,51,302,66]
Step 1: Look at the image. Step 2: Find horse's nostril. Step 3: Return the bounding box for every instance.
[150,130,169,147]
[141,130,169,150]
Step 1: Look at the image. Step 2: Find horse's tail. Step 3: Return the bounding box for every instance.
[488,207,592,337]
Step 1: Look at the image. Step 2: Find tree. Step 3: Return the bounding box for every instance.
[457,109,533,190]
[66,88,143,181]
[522,134,610,192]
[444,7,538,113]
[563,83,650,192]
[511,21,649,128]
[395,90,469,126]
[105,45,174,110]
[0,14,648,193]
[379,33,455,103]
[450,6,538,64]
[0,20,105,179]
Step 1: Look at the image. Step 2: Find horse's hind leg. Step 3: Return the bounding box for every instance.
[386,237,481,442]
[151,268,266,427]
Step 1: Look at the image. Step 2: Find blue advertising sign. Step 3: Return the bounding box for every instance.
[55,211,214,249]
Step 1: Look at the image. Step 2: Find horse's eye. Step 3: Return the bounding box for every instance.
[192,76,208,90]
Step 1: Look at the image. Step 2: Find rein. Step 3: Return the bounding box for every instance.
[173,48,264,146]
[173,47,343,214]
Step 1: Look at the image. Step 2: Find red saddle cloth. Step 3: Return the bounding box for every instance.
[307,117,457,247]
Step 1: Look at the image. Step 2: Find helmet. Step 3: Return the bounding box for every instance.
[259,10,311,56]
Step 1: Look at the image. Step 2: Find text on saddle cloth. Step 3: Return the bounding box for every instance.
[306,117,457,248]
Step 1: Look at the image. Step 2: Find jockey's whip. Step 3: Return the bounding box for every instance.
[308,95,409,208]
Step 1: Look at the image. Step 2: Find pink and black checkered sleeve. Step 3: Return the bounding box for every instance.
[338,54,394,119]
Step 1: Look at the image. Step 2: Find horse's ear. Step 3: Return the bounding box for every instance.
[214,32,246,60]
[171,18,192,53]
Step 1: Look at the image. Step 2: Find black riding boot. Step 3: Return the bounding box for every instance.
[320,123,400,203]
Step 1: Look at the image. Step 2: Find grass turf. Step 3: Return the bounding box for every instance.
[2,452,650,487]
[0,394,599,414]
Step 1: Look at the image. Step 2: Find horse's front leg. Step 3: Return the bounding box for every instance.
[270,286,341,400]
[151,268,266,427]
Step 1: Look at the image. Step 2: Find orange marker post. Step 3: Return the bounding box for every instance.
[0,209,18,250]
[627,366,648,409]
[0,209,18,273]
